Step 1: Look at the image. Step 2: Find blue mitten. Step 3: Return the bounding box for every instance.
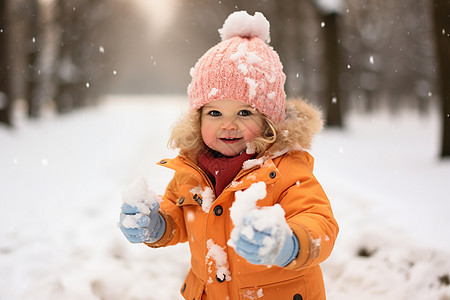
[233,214,299,267]
[119,201,166,243]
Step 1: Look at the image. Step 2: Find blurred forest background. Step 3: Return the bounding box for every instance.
[0,0,449,156]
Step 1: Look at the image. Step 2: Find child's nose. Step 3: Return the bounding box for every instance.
[221,118,238,130]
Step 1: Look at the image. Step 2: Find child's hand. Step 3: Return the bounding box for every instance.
[228,182,299,267]
[119,202,165,243]
[231,213,299,267]
[119,177,165,243]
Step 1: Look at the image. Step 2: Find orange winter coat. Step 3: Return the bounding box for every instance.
[146,100,339,300]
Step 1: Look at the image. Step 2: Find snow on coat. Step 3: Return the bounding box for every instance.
[146,99,339,300]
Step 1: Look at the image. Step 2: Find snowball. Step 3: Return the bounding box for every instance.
[121,177,162,215]
[218,11,271,43]
[247,204,291,259]
[228,182,292,265]
[228,182,267,236]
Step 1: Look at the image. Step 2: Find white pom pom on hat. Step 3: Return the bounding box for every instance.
[218,11,271,43]
[188,11,286,123]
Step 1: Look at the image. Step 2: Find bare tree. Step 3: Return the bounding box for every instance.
[313,2,344,127]
[52,0,138,113]
[432,0,450,158]
[53,0,85,113]
[24,0,43,118]
[0,0,13,126]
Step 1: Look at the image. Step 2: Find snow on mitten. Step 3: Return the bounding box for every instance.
[228,182,299,266]
[119,177,165,243]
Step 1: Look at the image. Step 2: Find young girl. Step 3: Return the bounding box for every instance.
[120,11,338,300]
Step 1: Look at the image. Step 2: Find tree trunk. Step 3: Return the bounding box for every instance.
[323,13,343,128]
[26,0,42,118]
[0,0,13,126]
[53,0,77,113]
[307,0,344,128]
[432,0,450,158]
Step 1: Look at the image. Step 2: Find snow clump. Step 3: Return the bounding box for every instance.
[228,182,292,265]
[208,88,218,97]
[190,186,215,213]
[206,239,231,283]
[245,77,258,99]
[121,177,161,215]
[121,177,162,229]
[242,157,266,170]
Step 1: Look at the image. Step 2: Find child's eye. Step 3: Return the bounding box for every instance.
[208,110,222,117]
[238,110,252,116]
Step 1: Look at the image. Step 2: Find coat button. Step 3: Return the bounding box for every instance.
[193,194,203,206]
[179,197,185,204]
[213,205,223,216]
[269,171,276,179]
[293,294,303,300]
[216,274,226,282]
[181,283,186,293]
[160,160,167,164]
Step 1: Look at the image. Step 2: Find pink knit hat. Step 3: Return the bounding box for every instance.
[187,11,286,123]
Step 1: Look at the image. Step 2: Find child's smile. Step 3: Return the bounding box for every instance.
[220,137,243,143]
[201,99,264,157]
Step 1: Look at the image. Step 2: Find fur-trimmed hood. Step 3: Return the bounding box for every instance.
[259,98,323,159]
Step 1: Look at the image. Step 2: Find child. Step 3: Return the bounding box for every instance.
[120,11,338,300]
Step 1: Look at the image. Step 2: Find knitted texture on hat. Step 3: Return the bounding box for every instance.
[187,11,286,123]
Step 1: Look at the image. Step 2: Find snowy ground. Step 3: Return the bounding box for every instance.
[1,95,449,300]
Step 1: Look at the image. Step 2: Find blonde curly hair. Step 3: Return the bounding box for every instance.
[168,108,278,157]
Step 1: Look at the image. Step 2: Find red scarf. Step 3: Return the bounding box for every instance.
[197,147,256,197]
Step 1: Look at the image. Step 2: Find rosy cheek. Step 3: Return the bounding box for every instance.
[245,124,263,141]
[201,124,215,145]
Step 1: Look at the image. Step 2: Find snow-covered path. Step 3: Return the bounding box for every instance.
[1,96,449,299]
[313,112,450,299]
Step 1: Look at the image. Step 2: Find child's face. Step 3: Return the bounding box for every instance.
[201,99,264,157]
